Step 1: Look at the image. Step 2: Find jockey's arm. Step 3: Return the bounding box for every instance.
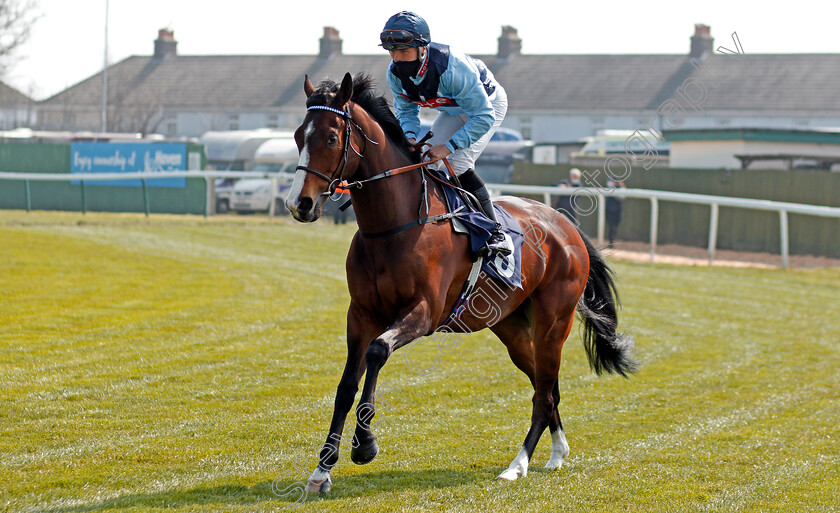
[439,55,495,153]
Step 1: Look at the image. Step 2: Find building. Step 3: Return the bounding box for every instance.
[34,25,840,145]
[665,127,840,170]
[36,28,391,138]
[0,80,34,129]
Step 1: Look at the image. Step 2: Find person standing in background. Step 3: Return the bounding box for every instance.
[552,168,582,223]
[605,178,626,248]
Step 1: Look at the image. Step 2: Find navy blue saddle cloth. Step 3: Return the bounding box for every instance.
[432,169,524,290]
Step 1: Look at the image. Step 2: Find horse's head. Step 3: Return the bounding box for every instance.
[285,72,358,222]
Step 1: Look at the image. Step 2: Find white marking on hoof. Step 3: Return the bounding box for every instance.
[544,429,570,469]
[497,446,529,481]
[305,467,332,494]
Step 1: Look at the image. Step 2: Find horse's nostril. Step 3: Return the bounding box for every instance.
[298,197,313,214]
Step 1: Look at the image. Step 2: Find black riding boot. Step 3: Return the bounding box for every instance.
[459,169,512,255]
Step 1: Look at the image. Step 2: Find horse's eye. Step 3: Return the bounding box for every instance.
[327,134,339,146]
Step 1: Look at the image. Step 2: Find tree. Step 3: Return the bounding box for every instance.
[0,0,38,76]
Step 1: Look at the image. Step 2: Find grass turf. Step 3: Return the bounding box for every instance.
[1,211,838,512]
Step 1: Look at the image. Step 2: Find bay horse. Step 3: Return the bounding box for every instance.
[285,72,636,493]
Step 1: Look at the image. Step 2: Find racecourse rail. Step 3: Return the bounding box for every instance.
[2,170,840,268]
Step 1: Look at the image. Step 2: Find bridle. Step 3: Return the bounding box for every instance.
[295,104,375,197]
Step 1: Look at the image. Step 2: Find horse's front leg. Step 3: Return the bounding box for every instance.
[305,305,380,494]
[351,301,432,465]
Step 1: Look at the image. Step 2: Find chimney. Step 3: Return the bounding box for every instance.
[154,28,177,60]
[319,26,342,59]
[497,26,522,60]
[690,24,713,59]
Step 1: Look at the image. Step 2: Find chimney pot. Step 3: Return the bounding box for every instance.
[154,28,177,60]
[690,24,713,59]
[497,25,522,60]
[319,26,342,59]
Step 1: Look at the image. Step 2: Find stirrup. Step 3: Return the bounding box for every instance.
[483,231,512,256]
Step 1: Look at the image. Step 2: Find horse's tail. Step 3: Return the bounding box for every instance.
[575,226,638,378]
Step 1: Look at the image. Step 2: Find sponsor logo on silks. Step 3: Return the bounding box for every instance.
[400,94,457,108]
[417,52,430,78]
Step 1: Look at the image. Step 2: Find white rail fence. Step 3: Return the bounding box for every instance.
[488,184,840,268]
[2,171,839,268]
[0,170,286,218]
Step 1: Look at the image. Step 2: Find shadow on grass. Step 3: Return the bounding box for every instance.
[46,468,489,512]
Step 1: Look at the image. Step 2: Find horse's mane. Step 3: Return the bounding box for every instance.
[306,73,419,163]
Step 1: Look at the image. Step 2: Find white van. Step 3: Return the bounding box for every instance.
[578,129,670,156]
[231,137,298,214]
[200,129,294,171]
[199,129,294,213]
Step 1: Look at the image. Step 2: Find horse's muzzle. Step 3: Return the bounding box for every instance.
[286,195,320,223]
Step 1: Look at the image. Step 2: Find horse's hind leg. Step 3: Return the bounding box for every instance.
[491,306,536,389]
[497,310,575,480]
[491,308,536,479]
[544,380,570,469]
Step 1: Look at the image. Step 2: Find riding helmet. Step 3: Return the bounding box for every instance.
[380,11,431,48]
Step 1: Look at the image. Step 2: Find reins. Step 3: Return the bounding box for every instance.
[352,158,480,239]
[337,138,460,192]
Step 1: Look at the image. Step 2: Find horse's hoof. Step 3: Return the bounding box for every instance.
[544,430,570,469]
[304,474,332,494]
[304,468,332,494]
[498,447,529,481]
[497,467,523,481]
[350,438,379,464]
[497,467,526,481]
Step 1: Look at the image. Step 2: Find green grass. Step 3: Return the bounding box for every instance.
[1,211,838,513]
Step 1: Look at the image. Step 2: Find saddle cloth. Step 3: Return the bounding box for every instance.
[431,168,524,290]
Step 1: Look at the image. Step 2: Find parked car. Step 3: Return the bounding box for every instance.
[214,178,236,213]
[231,173,295,214]
[201,130,295,214]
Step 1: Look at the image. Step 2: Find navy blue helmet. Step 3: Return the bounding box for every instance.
[379,11,431,50]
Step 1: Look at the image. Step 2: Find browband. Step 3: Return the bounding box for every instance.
[307,105,351,118]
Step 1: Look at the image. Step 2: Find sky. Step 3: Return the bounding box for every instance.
[3,0,836,100]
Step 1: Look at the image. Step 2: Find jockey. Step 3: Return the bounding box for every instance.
[380,11,511,256]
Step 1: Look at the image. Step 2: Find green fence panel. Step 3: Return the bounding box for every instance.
[1,142,207,215]
[511,162,840,258]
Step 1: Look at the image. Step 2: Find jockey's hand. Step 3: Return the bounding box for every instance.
[407,138,417,146]
[424,144,451,163]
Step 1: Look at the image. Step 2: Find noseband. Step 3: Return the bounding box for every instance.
[296,104,372,197]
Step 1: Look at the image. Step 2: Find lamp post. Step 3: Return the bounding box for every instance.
[101,0,109,132]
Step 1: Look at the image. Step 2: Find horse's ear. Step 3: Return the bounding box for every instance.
[337,72,353,107]
[304,74,316,98]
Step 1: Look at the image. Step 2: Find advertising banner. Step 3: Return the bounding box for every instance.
[70,142,188,188]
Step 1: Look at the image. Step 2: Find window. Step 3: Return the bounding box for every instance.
[267,114,279,129]
[229,114,239,130]
[62,111,76,129]
[165,114,177,137]
[590,116,605,135]
[520,117,532,141]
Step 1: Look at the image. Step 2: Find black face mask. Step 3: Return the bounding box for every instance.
[394,59,422,78]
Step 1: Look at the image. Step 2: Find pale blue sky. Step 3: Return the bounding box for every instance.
[6,0,834,100]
